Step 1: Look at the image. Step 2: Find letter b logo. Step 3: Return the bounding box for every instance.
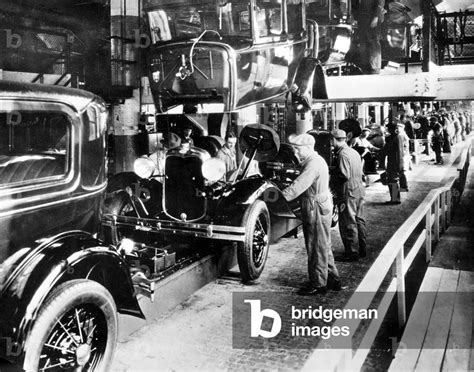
[5,29,22,49]
[245,299,281,338]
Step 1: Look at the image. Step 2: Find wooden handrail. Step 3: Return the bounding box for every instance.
[303,142,471,371]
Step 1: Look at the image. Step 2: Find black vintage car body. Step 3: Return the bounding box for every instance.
[143,0,309,112]
[0,81,143,371]
[103,124,302,282]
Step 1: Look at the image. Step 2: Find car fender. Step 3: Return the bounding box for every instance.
[106,171,140,193]
[0,230,143,360]
[105,175,163,218]
[215,176,297,226]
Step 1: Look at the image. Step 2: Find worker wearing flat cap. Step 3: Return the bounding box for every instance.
[331,129,367,262]
[282,133,341,295]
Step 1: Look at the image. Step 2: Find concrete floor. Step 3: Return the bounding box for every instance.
[111,137,472,371]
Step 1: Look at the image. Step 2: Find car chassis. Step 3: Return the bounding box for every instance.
[103,124,303,288]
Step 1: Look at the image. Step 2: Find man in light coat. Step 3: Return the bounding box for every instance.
[282,133,341,295]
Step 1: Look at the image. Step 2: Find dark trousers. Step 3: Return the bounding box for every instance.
[424,141,431,155]
[301,196,339,288]
[399,170,408,190]
[338,194,367,256]
[443,130,452,152]
[387,171,401,202]
[433,143,443,163]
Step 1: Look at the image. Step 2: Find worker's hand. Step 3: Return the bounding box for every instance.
[370,16,379,28]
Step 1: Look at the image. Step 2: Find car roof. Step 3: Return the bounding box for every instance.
[0,80,99,113]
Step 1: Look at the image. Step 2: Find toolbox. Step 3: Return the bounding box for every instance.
[126,244,176,276]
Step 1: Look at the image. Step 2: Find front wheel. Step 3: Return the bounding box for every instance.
[237,200,271,282]
[23,279,118,372]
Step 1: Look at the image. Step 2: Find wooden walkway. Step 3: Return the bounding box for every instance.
[389,267,473,371]
[390,146,474,372]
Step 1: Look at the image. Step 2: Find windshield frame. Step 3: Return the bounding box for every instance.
[144,0,302,45]
[145,0,253,44]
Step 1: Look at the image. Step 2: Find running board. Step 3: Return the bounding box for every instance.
[118,244,237,341]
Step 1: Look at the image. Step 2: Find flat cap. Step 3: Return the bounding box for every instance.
[288,133,315,147]
[331,129,347,139]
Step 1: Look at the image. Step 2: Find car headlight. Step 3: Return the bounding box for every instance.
[134,156,156,179]
[202,158,226,183]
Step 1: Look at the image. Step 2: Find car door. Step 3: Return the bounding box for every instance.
[0,100,80,262]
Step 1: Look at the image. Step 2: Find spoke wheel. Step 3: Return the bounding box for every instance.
[253,216,268,267]
[237,200,271,282]
[24,280,118,372]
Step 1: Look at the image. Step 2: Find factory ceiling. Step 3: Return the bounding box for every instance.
[388,0,473,18]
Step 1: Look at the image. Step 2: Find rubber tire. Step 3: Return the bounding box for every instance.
[23,279,118,372]
[237,200,271,282]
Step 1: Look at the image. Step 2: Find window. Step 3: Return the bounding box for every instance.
[146,0,251,44]
[0,110,70,187]
[287,0,304,38]
[255,0,282,38]
[239,10,251,31]
[148,10,172,42]
[307,0,348,22]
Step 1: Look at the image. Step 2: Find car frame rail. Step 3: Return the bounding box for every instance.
[102,214,246,244]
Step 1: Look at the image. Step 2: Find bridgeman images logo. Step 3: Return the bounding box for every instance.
[235,292,466,350]
[239,296,378,344]
[245,300,282,338]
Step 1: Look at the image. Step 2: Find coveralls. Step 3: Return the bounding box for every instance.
[441,115,452,153]
[380,130,406,202]
[216,145,237,181]
[282,151,339,288]
[334,143,367,257]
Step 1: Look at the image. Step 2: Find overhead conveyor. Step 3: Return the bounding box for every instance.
[314,63,474,102]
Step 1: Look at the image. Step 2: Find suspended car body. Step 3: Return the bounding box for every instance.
[143,0,310,112]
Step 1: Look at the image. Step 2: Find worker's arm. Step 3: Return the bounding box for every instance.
[282,163,317,201]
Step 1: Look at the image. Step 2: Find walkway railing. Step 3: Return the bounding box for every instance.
[303,142,471,371]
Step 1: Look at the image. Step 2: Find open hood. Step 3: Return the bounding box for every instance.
[239,124,280,163]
